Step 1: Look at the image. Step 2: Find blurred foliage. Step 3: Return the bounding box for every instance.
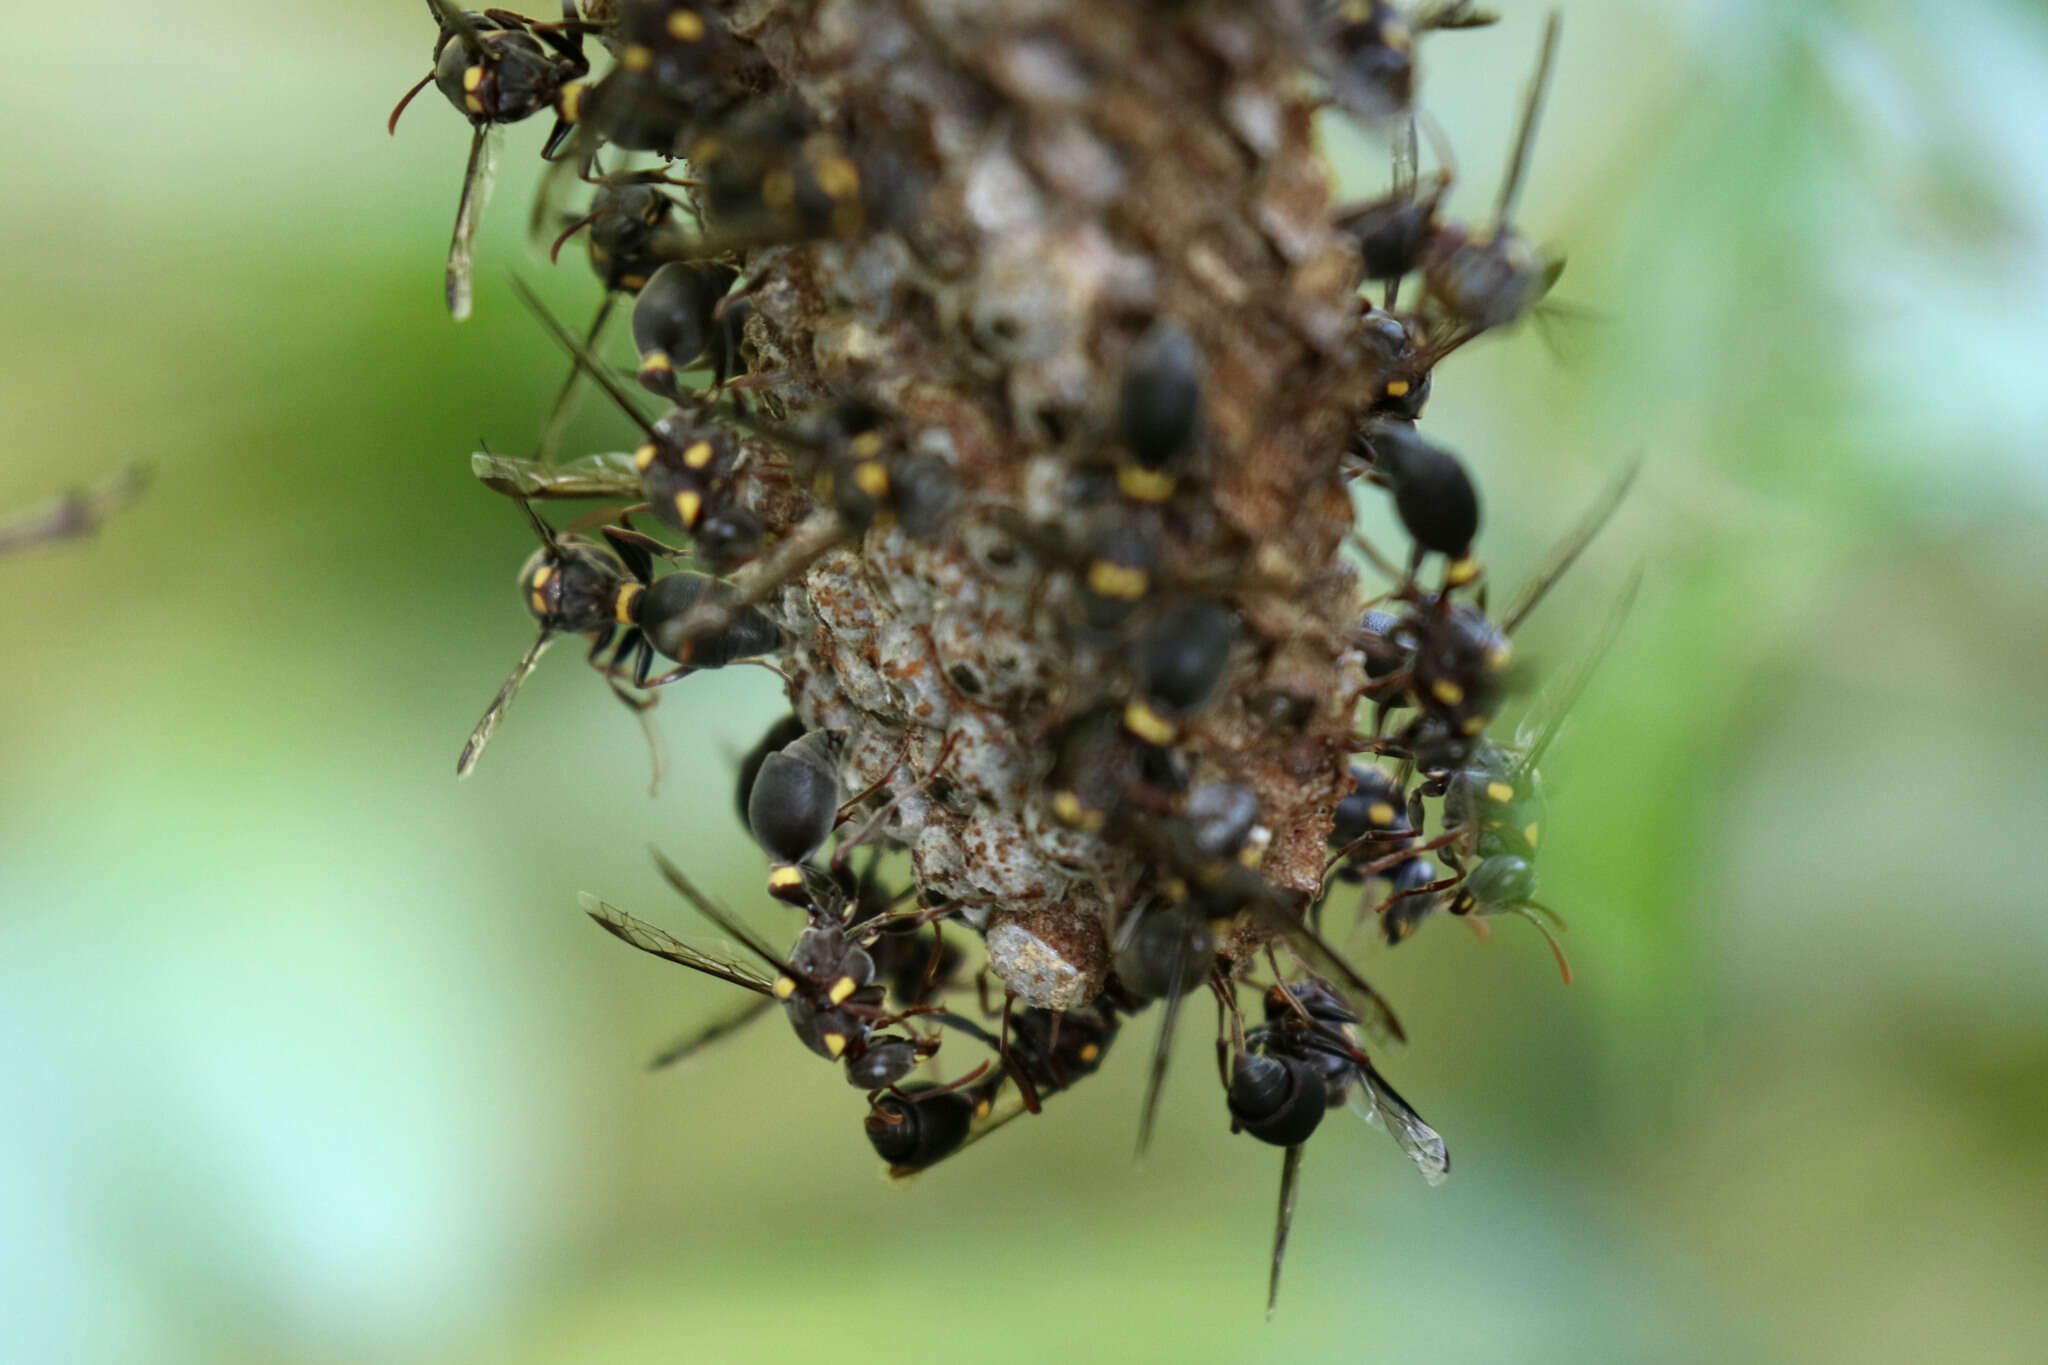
[2,2,2045,1362]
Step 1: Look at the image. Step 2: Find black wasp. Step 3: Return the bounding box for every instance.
[1317,1,1498,123]
[1376,569,1640,977]
[869,993,1128,1177]
[1420,13,1566,337]
[1353,452,1638,773]
[585,852,942,1090]
[1108,795,1410,1159]
[489,277,767,572]
[390,1,591,319]
[1229,980,1447,1316]
[457,498,779,778]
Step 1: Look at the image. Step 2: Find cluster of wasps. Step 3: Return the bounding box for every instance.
[393,0,1631,1314]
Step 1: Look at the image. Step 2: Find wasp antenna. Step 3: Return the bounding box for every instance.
[1494,11,1562,224]
[510,276,663,443]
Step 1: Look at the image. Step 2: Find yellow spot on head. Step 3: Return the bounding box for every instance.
[974,1097,992,1119]
[1462,714,1489,735]
[529,564,554,591]
[1163,877,1190,903]
[761,169,797,210]
[1079,1043,1101,1063]
[849,431,885,459]
[1446,556,1480,587]
[614,581,642,625]
[1431,678,1465,707]
[1051,790,1102,831]
[622,44,653,72]
[1086,560,1150,602]
[668,10,706,41]
[1368,801,1396,827]
[673,489,704,528]
[767,864,804,891]
[1116,465,1176,502]
[813,155,860,201]
[463,94,485,115]
[773,975,798,1000]
[462,65,485,93]
[589,244,611,264]
[1122,701,1177,747]
[640,352,672,378]
[822,1032,847,1059]
[1485,781,1516,804]
[682,439,714,469]
[1385,379,1410,398]
[633,442,658,471]
[853,459,890,499]
[828,975,858,1005]
[620,274,647,291]
[1523,823,1540,850]
[1238,828,1271,869]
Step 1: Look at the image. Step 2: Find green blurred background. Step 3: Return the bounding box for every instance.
[5,2,2045,1361]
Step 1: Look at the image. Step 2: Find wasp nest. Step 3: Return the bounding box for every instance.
[406,0,1601,1311]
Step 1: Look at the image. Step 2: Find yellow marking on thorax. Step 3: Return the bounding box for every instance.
[674,488,704,528]
[812,155,860,201]
[614,581,642,625]
[827,976,858,1005]
[1117,465,1176,503]
[1050,790,1101,831]
[668,11,706,41]
[682,440,715,469]
[1086,561,1149,602]
[853,460,890,499]
[1122,701,1176,747]
[1431,678,1465,707]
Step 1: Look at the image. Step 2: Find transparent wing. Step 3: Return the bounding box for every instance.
[470,448,642,500]
[648,849,793,974]
[447,124,502,321]
[1244,897,1406,1046]
[457,629,552,777]
[579,892,777,995]
[1347,1059,1449,1186]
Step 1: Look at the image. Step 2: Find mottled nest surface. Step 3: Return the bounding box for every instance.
[417,0,1593,1212]
[725,2,1391,1006]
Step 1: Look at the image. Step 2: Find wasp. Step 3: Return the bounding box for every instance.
[584,851,945,1090]
[457,498,779,778]
[390,1,592,319]
[1230,980,1448,1316]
